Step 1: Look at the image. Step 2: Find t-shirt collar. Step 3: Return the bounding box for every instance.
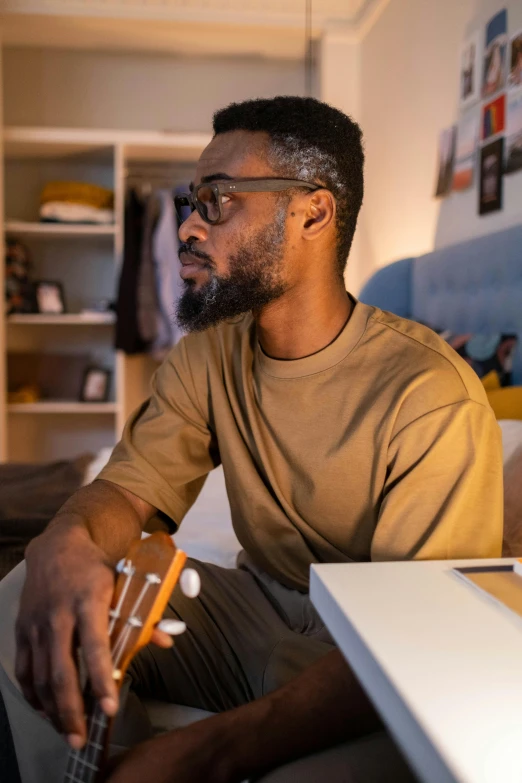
[255,297,371,379]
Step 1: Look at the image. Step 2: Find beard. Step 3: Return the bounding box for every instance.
[176,207,288,333]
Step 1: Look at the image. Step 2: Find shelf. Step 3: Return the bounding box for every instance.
[8,402,119,414]
[5,221,116,238]
[3,127,211,162]
[3,127,116,160]
[7,313,116,325]
[122,131,211,163]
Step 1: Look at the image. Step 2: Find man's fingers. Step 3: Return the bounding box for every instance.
[150,628,174,648]
[77,601,118,717]
[49,613,86,742]
[14,636,41,711]
[31,631,57,725]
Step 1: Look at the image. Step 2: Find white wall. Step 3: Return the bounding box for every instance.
[357,0,522,288]
[319,31,364,293]
[3,47,308,132]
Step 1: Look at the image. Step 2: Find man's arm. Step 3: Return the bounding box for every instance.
[48,478,156,560]
[106,649,381,783]
[372,399,503,561]
[16,340,217,748]
[15,479,159,747]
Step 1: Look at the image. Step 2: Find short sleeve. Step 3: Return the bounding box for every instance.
[371,400,503,561]
[97,338,219,526]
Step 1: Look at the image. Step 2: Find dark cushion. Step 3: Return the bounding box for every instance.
[0,455,91,525]
[0,455,91,580]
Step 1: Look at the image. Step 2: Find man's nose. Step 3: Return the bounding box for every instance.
[178,209,209,244]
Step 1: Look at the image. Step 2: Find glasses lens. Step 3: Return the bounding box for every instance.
[174,195,194,223]
[196,185,220,223]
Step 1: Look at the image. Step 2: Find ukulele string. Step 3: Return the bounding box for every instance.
[82,576,156,777]
[110,575,158,666]
[65,560,148,783]
[65,556,133,783]
[108,560,134,636]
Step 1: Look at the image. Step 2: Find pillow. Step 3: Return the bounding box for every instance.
[416,322,518,387]
[486,387,522,420]
[443,332,518,387]
[0,455,92,580]
[502,444,522,557]
[0,455,91,527]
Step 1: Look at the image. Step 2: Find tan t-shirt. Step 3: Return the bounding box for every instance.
[99,301,503,590]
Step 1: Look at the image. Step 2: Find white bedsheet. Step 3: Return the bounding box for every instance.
[499,420,522,464]
[174,466,240,569]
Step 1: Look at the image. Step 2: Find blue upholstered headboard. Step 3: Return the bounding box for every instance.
[359,224,522,384]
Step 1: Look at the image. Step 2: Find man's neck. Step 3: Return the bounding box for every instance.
[255,282,353,361]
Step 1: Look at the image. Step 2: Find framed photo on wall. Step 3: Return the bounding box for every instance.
[482,9,508,99]
[34,280,66,314]
[453,112,479,191]
[507,29,522,88]
[434,125,457,197]
[479,137,504,215]
[506,89,522,175]
[80,366,112,403]
[460,32,480,108]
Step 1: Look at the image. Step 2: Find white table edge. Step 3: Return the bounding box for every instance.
[310,564,465,783]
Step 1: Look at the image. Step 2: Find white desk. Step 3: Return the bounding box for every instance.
[310,559,522,783]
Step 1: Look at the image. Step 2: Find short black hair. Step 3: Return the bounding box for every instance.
[213,96,364,277]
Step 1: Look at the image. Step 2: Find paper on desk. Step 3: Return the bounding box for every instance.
[454,564,522,623]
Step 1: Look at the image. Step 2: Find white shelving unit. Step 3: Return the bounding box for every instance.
[1,126,210,462]
[8,402,119,414]
[7,313,116,325]
[4,221,117,237]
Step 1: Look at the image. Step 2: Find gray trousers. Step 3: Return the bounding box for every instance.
[0,557,417,782]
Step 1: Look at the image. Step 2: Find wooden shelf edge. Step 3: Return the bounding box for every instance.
[5,220,116,236]
[7,402,119,414]
[7,314,116,325]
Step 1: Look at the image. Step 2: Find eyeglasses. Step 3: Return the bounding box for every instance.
[174,178,321,226]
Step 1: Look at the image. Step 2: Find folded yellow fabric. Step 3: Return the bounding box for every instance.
[40,181,114,210]
[486,387,522,420]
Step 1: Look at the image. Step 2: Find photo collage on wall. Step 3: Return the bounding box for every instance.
[435,8,522,215]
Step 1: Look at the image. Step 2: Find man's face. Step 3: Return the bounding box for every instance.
[176,130,292,332]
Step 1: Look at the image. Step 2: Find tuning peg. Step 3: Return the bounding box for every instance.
[115,558,134,575]
[180,568,201,598]
[157,619,187,636]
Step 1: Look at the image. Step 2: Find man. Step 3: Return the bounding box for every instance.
[1,96,502,783]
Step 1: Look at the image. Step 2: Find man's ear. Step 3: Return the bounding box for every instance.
[302,190,336,239]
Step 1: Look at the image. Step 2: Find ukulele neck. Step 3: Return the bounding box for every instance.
[61,539,188,783]
[63,689,110,783]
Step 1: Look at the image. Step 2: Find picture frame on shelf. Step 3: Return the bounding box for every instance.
[80,366,112,403]
[34,280,66,314]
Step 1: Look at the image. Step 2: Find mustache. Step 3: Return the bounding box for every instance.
[178,243,214,266]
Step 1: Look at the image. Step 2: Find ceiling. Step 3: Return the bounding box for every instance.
[0,0,389,58]
[1,0,373,26]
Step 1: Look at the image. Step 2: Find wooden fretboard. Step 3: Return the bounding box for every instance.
[63,688,109,783]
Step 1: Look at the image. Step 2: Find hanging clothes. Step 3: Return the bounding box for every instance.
[137,193,161,347]
[116,184,187,357]
[115,189,149,354]
[150,189,185,360]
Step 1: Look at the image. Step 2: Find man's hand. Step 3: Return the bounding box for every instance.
[15,522,173,750]
[14,479,159,749]
[15,524,120,747]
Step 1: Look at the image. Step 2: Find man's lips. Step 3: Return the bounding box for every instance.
[180,252,209,279]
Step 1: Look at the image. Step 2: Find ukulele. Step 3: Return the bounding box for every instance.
[63,532,200,783]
